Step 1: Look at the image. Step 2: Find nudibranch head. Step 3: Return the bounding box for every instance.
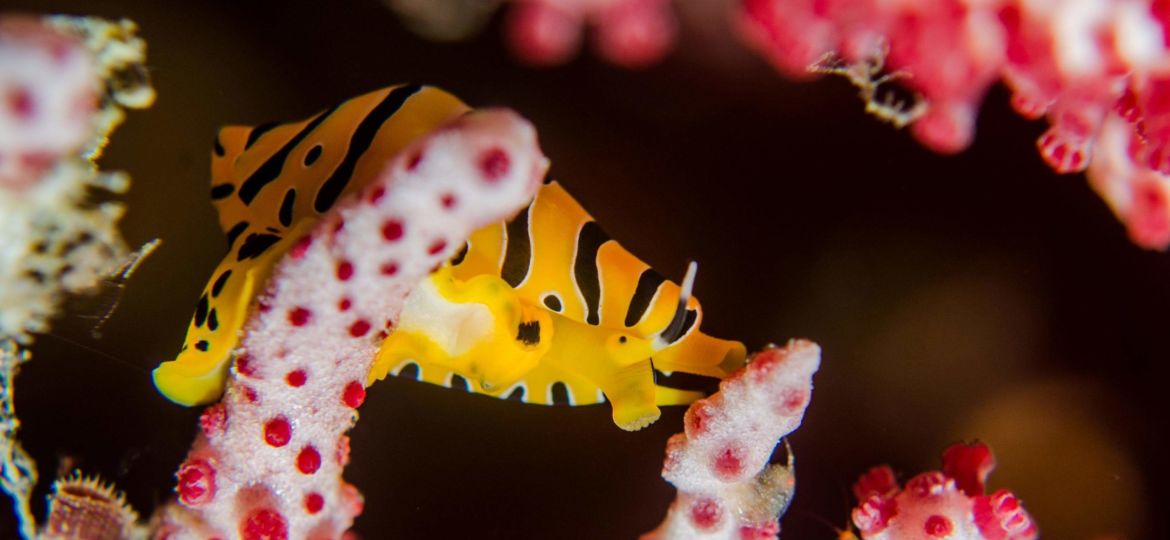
[153,84,470,405]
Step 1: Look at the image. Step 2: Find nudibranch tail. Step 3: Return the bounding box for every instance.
[154,84,470,405]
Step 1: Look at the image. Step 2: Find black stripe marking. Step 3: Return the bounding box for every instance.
[244,121,279,150]
[194,340,210,352]
[550,382,572,405]
[501,205,532,287]
[397,362,419,380]
[574,221,609,326]
[213,136,225,157]
[625,269,666,327]
[449,241,469,266]
[304,144,322,166]
[542,294,562,312]
[225,222,248,247]
[236,233,281,262]
[211,270,232,298]
[652,366,719,395]
[207,308,219,331]
[194,294,209,327]
[449,374,469,392]
[662,309,699,345]
[313,84,422,213]
[516,320,541,345]
[210,183,234,200]
[505,386,526,402]
[237,108,337,205]
[278,188,296,228]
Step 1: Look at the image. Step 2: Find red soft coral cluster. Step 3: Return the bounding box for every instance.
[851,442,1038,540]
[738,0,1170,249]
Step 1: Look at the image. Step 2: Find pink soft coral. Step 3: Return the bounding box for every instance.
[0,16,97,191]
[506,0,677,67]
[643,340,820,540]
[851,442,1038,540]
[155,109,548,539]
[738,0,1170,249]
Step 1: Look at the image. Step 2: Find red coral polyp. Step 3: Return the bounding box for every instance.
[240,508,288,540]
[263,417,292,448]
[176,459,216,507]
[850,442,1038,540]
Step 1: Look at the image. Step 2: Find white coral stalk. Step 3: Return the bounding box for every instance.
[644,340,820,540]
[157,110,547,539]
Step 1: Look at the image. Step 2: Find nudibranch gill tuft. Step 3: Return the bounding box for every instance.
[152,84,469,405]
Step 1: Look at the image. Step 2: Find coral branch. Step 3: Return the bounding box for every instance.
[0,15,152,539]
[851,442,1038,540]
[156,110,548,539]
[738,0,1170,249]
[643,340,820,540]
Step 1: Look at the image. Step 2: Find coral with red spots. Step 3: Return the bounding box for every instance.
[642,340,820,540]
[155,109,547,539]
[851,442,1038,540]
[0,17,97,190]
[738,0,1170,249]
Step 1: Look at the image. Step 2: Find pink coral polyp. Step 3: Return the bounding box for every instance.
[851,442,1038,540]
[737,0,1170,250]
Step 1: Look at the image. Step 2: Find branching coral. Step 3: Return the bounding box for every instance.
[156,110,548,539]
[643,340,820,540]
[738,0,1170,249]
[851,442,1038,540]
[0,15,152,539]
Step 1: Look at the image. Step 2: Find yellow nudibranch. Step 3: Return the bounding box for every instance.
[154,83,745,431]
[370,181,746,430]
[153,84,470,405]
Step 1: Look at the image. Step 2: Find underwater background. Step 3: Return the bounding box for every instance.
[3,0,1167,538]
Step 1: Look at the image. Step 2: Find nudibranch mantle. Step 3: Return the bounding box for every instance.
[372,180,747,430]
[153,84,469,405]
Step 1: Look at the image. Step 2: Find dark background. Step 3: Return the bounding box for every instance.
[3,0,1166,538]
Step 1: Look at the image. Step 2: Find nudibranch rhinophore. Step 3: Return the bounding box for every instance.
[152,84,470,405]
[154,83,745,431]
[371,180,746,430]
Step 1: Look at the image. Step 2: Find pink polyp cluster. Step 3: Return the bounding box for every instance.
[505,0,677,67]
[643,340,821,540]
[851,442,1038,540]
[738,0,1170,249]
[156,109,548,539]
[0,17,97,191]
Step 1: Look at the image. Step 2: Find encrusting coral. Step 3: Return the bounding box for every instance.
[155,109,549,539]
[0,14,152,540]
[643,340,819,540]
[850,442,1038,540]
[738,0,1170,249]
